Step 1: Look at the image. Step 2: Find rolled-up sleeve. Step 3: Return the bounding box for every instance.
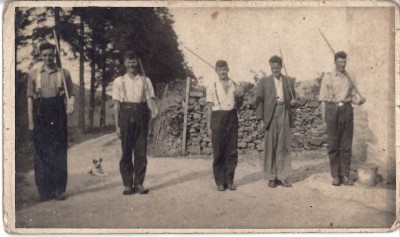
[146,77,156,99]
[318,75,329,102]
[63,69,75,97]
[26,71,35,98]
[112,77,121,101]
[255,78,265,120]
[206,82,214,105]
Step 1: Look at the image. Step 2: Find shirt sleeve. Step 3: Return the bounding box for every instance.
[255,78,265,120]
[26,71,35,98]
[63,69,75,97]
[112,77,121,101]
[146,77,156,99]
[206,82,215,105]
[348,73,360,97]
[318,74,329,102]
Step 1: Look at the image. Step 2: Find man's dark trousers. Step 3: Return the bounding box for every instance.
[119,102,149,187]
[325,102,354,177]
[211,109,239,186]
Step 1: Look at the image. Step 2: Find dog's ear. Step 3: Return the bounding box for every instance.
[99,158,103,162]
[93,159,96,163]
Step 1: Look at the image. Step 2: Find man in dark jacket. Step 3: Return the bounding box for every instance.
[255,55,297,188]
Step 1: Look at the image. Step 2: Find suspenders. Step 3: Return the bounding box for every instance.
[120,74,147,103]
[35,67,63,98]
[214,79,237,110]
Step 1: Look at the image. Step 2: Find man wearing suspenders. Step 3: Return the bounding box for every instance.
[319,51,366,186]
[112,51,156,195]
[206,60,243,191]
[27,42,75,201]
[255,55,297,188]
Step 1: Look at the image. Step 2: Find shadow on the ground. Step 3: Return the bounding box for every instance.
[235,160,329,187]
[149,169,211,191]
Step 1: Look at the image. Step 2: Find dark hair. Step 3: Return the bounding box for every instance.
[269,55,282,65]
[334,51,347,61]
[39,42,55,52]
[215,60,228,69]
[124,50,138,60]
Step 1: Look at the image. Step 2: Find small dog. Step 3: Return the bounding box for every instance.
[87,158,108,176]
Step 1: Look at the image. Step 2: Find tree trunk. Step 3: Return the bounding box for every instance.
[100,66,106,128]
[89,53,96,129]
[78,14,85,132]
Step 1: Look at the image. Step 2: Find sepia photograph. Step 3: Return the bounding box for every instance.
[3,0,399,233]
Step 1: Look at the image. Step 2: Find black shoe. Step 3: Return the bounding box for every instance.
[134,185,149,194]
[227,184,236,190]
[53,192,66,201]
[123,188,135,195]
[340,176,354,186]
[217,185,226,191]
[268,180,277,188]
[279,180,292,187]
[332,176,341,186]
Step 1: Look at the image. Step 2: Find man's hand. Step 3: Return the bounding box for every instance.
[207,126,212,138]
[28,122,34,131]
[66,102,74,115]
[116,127,121,138]
[257,120,265,133]
[359,96,366,105]
[322,122,327,131]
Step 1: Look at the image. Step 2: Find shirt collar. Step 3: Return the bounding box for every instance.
[218,77,233,86]
[125,73,141,81]
[333,69,346,77]
[40,64,59,73]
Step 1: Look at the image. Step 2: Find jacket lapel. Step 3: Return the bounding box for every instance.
[268,75,277,99]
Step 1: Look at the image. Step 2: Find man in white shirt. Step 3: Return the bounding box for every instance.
[206,60,243,191]
[112,51,156,195]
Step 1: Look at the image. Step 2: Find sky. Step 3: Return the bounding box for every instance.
[169,7,351,85]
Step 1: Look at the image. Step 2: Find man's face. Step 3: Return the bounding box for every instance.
[40,49,55,67]
[216,66,229,80]
[270,62,282,77]
[335,58,347,72]
[124,58,139,73]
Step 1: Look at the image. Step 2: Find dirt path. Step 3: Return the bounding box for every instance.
[14,134,396,230]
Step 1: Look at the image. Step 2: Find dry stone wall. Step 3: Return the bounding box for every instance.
[155,78,327,156]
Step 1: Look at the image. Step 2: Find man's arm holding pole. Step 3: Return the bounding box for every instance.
[53,29,74,114]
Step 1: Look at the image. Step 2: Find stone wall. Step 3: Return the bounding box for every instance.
[155,78,328,156]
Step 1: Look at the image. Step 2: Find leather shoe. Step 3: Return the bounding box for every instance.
[134,185,149,194]
[332,176,341,186]
[123,187,135,195]
[227,184,236,190]
[268,180,277,188]
[280,180,292,187]
[217,185,226,191]
[340,176,354,186]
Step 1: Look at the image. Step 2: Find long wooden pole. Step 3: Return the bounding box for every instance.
[279,48,295,100]
[181,77,191,156]
[53,29,70,104]
[155,84,169,147]
[318,28,360,95]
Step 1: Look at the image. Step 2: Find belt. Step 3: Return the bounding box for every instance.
[120,102,146,109]
[326,101,350,107]
[276,101,285,105]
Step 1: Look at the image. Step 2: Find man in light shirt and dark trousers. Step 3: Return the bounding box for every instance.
[206,60,244,191]
[319,51,366,186]
[112,51,156,195]
[255,55,297,188]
